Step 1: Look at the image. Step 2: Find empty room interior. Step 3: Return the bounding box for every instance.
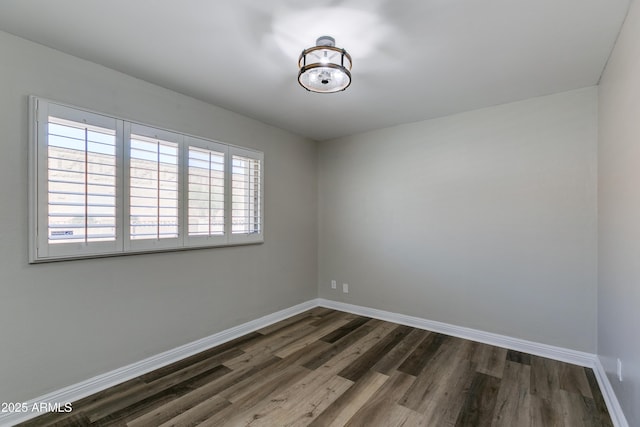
[0,0,638,426]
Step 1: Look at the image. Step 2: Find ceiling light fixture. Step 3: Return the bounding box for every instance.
[298,36,352,93]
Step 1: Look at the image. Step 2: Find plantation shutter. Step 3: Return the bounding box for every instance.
[185,137,228,246]
[125,123,182,250]
[35,101,123,259]
[229,147,263,244]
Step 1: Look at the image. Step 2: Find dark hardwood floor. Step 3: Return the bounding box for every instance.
[20,308,613,426]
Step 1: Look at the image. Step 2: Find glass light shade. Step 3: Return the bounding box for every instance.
[298,43,352,93]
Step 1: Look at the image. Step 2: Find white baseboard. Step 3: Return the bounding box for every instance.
[593,356,630,427]
[1,297,628,427]
[0,299,318,427]
[317,299,595,366]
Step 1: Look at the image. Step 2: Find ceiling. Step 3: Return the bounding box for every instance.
[0,0,630,141]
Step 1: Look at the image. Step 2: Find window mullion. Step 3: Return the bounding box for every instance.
[156,141,160,240]
[123,121,132,251]
[208,151,212,237]
[115,119,125,253]
[224,147,232,239]
[180,139,188,247]
[84,127,89,244]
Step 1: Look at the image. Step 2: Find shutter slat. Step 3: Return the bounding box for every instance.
[188,146,225,237]
[231,154,261,235]
[129,135,179,240]
[47,115,117,245]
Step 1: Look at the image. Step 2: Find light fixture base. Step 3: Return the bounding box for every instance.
[298,36,352,93]
[315,36,335,47]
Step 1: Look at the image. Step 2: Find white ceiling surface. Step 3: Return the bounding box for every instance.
[0,0,630,141]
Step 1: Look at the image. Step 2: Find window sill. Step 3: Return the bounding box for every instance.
[29,238,264,264]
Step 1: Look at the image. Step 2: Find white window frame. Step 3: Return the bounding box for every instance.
[31,99,125,261]
[29,96,264,263]
[183,136,229,248]
[228,146,264,245]
[124,122,184,252]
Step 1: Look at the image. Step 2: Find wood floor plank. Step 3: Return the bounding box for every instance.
[75,375,184,420]
[242,374,353,426]
[320,316,371,343]
[139,333,258,384]
[344,371,417,426]
[309,309,354,327]
[141,347,242,386]
[346,403,429,427]
[197,365,313,426]
[203,367,351,427]
[307,370,389,427]
[584,367,615,427]
[308,307,336,318]
[302,320,380,371]
[558,362,593,398]
[469,342,508,379]
[454,372,501,427]
[239,316,320,355]
[126,387,229,427]
[19,310,613,427]
[280,339,333,367]
[93,395,179,426]
[491,360,532,427]
[156,395,230,427]
[379,404,429,426]
[404,344,477,424]
[530,394,564,427]
[58,377,145,413]
[256,311,314,335]
[506,349,532,365]
[124,367,231,427]
[88,364,231,424]
[308,320,401,376]
[19,411,92,427]
[397,331,445,376]
[558,389,602,427]
[581,395,607,427]
[531,390,604,427]
[221,346,275,371]
[127,355,280,427]
[220,359,309,403]
[338,324,413,382]
[371,328,427,375]
[530,355,561,399]
[77,349,236,420]
[274,312,355,358]
[399,336,465,411]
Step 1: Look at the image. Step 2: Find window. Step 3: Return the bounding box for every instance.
[30,97,263,262]
[231,149,263,240]
[125,124,182,251]
[185,136,228,247]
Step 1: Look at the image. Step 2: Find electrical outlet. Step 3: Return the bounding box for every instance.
[617,358,623,382]
[331,280,337,289]
[343,283,349,293]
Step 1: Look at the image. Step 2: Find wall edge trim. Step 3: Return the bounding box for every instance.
[593,356,630,427]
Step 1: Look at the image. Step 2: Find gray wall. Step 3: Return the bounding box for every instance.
[319,87,598,352]
[598,0,640,424]
[0,31,317,402]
